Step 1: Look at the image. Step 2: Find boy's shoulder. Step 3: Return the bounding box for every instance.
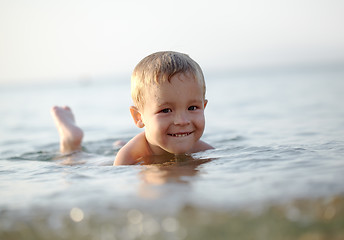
[114,132,151,165]
[193,139,214,153]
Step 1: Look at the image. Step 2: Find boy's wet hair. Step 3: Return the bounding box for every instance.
[131,51,206,109]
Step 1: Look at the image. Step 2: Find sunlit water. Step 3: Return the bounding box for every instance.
[1,68,344,239]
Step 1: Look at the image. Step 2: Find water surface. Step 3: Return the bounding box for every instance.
[1,69,344,239]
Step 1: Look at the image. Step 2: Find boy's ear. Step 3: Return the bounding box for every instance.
[204,99,208,109]
[130,106,145,128]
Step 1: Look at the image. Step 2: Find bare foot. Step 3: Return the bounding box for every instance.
[51,106,84,153]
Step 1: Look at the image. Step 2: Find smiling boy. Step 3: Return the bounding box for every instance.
[51,51,213,165]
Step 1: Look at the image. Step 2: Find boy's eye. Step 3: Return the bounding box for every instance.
[188,106,198,111]
[160,108,172,113]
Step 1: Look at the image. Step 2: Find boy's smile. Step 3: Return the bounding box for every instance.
[168,132,193,137]
[139,72,207,155]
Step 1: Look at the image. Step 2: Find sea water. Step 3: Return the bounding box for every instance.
[1,68,344,239]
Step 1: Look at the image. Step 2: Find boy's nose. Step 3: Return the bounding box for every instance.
[174,112,190,126]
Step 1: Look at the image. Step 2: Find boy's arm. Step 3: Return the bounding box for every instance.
[113,132,151,165]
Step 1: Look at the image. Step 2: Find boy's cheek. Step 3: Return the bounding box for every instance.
[194,113,206,121]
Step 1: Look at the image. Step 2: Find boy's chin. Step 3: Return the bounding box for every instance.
[166,147,192,155]
[157,142,194,155]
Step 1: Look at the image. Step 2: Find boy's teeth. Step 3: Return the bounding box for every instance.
[171,132,190,137]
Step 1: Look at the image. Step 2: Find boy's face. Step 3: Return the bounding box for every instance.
[139,73,207,155]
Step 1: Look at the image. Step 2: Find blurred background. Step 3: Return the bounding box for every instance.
[1,0,344,85]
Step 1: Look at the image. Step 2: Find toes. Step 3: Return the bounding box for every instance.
[63,106,71,111]
[51,106,59,114]
[51,105,71,112]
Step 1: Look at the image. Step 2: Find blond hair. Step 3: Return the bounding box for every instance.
[131,51,206,109]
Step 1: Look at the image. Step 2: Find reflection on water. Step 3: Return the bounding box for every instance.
[55,152,214,200]
[138,154,212,185]
[137,155,213,200]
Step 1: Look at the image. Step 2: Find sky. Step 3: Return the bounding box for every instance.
[1,0,344,84]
